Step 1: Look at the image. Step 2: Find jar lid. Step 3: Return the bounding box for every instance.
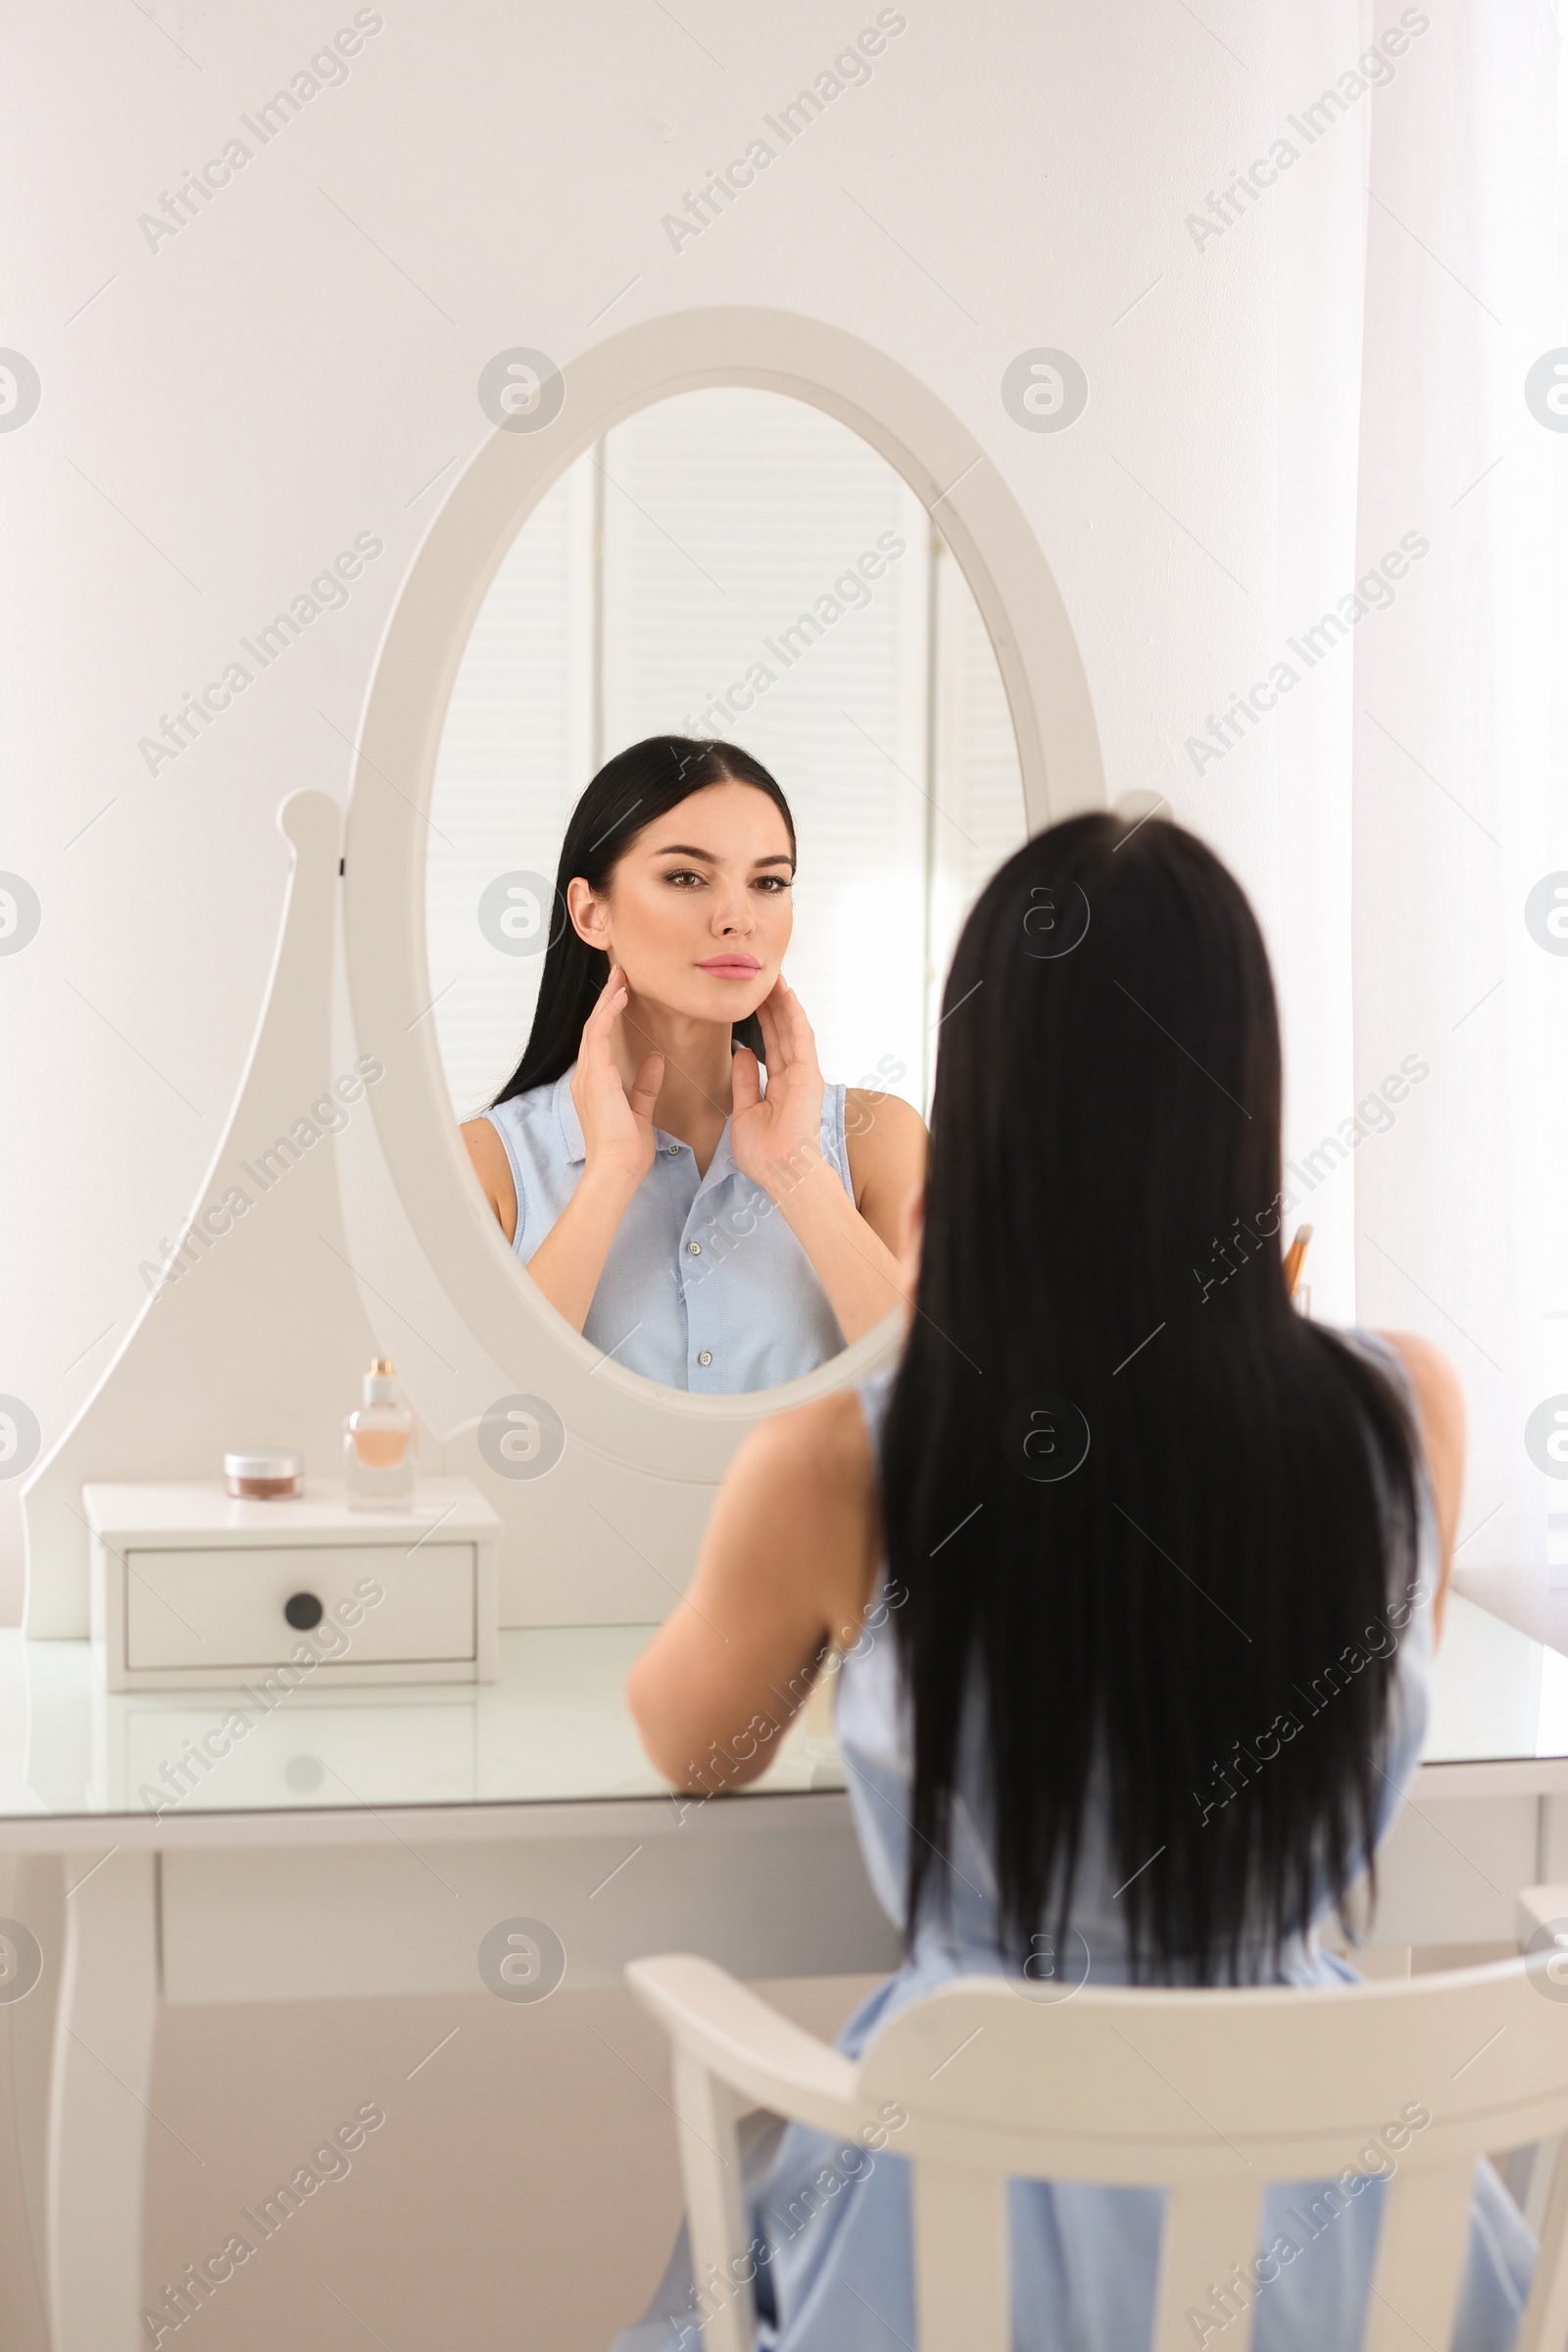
[223,1449,304,1480]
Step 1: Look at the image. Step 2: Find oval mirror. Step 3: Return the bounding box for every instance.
[424,385,1029,1396]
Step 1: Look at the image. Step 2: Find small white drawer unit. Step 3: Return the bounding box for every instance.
[84,1479,501,1691]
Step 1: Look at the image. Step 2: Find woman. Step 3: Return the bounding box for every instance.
[463,736,925,1392]
[619,811,1535,2349]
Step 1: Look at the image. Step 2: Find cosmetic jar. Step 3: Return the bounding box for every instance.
[223,1448,305,1500]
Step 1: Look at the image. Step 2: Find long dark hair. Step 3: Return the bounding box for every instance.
[883,812,1424,1984]
[491,736,797,1106]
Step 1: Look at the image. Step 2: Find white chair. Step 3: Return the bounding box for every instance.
[627,1947,1568,2352]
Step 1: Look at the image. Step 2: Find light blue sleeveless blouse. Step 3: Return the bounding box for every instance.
[613,1329,1536,2352]
[484,1067,854,1393]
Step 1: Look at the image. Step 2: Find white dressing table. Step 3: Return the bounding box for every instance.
[2,1589,1566,2350]
[0,1616,898,2352]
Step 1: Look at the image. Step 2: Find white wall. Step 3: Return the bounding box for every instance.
[0,0,1400,1617]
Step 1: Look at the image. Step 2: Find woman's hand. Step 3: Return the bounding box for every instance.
[729,975,826,1199]
[524,966,662,1334]
[570,964,665,1194]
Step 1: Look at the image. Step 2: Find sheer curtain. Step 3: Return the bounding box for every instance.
[1274,0,1567,1606]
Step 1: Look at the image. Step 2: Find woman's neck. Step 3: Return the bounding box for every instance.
[608,986,738,1152]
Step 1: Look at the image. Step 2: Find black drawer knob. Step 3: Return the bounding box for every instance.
[284,1592,324,1631]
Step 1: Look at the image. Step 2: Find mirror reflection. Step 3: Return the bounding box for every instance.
[426,388,1029,1391]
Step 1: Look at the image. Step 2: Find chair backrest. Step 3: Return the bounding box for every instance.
[627,1950,1568,2352]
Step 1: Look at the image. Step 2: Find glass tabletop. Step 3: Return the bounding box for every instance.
[0,1623,841,1824]
[0,1592,1560,1825]
[1422,1590,1568,1762]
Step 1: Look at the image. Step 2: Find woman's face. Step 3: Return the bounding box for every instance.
[567,780,796,1023]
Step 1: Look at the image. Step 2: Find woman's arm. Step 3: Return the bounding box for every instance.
[1379,1330,1464,1649]
[461,967,663,1335]
[758,1090,924,1347]
[626,1389,881,1794]
[845,1086,927,1248]
[730,981,927,1347]
[516,1162,645,1333]
[461,1117,518,1242]
[462,1108,643,1334]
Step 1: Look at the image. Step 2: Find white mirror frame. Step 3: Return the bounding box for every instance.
[344,307,1104,1485]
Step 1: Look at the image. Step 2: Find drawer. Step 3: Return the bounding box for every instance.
[122,1544,476,1670]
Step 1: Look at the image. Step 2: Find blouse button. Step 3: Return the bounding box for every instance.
[687,1240,703,1255]
[697,1349,712,1368]
[664,1143,680,1155]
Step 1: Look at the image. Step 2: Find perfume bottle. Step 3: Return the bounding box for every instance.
[343,1357,417,1509]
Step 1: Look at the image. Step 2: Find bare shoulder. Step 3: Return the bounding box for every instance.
[844,1086,926,1155]
[1378,1330,1465,1453]
[745,1382,875,1479]
[844,1087,926,1197]
[460,1117,516,1242]
[720,1386,881,1629]
[1375,1330,1465,1567]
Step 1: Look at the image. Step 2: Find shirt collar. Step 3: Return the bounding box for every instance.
[554,1061,747,1184]
[555,1067,586,1165]
[701,1122,739,1189]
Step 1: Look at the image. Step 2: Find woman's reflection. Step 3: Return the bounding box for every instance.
[462,736,925,1392]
